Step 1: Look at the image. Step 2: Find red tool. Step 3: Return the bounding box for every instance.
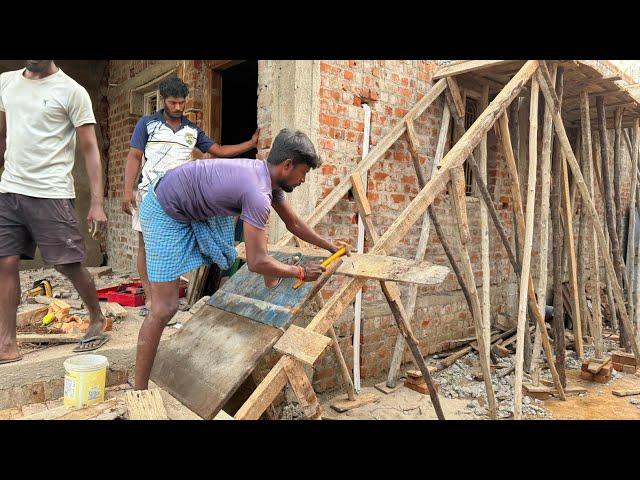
[97,281,188,307]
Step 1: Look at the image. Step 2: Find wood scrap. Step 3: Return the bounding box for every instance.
[87,266,113,278]
[17,333,80,344]
[125,389,169,420]
[19,398,125,420]
[16,305,49,327]
[612,389,640,397]
[330,392,381,413]
[34,295,83,309]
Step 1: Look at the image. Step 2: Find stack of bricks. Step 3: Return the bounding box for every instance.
[403,368,439,395]
[580,357,613,383]
[612,351,637,374]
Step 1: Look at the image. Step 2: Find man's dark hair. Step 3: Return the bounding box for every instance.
[266,128,322,169]
[159,76,189,99]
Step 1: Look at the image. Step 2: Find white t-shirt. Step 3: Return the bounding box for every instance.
[0,68,96,198]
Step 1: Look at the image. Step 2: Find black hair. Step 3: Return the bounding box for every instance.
[266,128,322,169]
[159,76,189,99]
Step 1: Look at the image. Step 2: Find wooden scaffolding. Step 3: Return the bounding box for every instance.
[231,60,640,420]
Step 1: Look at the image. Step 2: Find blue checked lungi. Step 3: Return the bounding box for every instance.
[139,181,237,282]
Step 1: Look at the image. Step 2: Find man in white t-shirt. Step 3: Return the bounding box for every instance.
[0,60,109,363]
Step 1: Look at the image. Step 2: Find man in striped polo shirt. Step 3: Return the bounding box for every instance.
[121,76,258,306]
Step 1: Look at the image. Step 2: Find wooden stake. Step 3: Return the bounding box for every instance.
[282,357,322,419]
[531,64,557,383]
[513,76,540,418]
[561,149,584,357]
[480,84,491,367]
[551,67,566,386]
[614,108,623,247]
[387,104,451,387]
[626,121,640,327]
[537,66,640,364]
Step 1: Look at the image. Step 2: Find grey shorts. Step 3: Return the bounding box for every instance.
[0,192,86,265]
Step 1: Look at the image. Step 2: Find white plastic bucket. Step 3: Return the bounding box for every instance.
[63,354,109,407]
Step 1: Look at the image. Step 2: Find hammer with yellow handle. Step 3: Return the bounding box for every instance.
[292,246,348,289]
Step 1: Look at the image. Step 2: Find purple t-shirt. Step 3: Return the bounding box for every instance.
[155,158,286,230]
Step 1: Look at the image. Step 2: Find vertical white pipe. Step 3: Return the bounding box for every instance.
[353,103,371,393]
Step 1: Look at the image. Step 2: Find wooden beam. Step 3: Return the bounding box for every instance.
[479,84,491,366]
[579,90,604,358]
[627,120,640,327]
[125,389,169,420]
[17,333,80,344]
[531,65,557,384]
[236,244,448,287]
[537,66,640,364]
[513,76,540,419]
[433,60,516,80]
[446,77,466,119]
[282,357,322,419]
[276,78,447,247]
[387,104,451,388]
[551,67,567,386]
[273,325,332,367]
[614,108,624,249]
[449,165,470,244]
[561,151,584,358]
[328,325,356,401]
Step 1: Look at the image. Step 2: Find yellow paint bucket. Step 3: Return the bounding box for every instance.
[63,354,109,407]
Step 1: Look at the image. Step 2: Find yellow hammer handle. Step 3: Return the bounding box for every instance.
[293,246,348,289]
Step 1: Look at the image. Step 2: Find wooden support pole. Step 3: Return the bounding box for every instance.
[513,76,540,418]
[480,84,491,366]
[625,121,639,328]
[561,150,584,357]
[551,67,566,385]
[387,104,451,387]
[537,66,640,364]
[282,357,322,419]
[597,97,630,350]
[579,91,604,358]
[614,108,624,247]
[593,131,617,336]
[531,65,557,383]
[328,326,356,401]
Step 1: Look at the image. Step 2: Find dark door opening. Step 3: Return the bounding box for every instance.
[220,60,258,159]
[202,60,259,296]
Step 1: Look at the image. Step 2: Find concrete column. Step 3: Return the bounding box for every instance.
[260,60,322,243]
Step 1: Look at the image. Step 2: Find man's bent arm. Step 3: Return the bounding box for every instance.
[272,200,337,253]
[208,129,258,158]
[243,222,301,278]
[0,111,6,170]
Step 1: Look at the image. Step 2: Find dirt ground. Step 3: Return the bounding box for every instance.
[317,367,640,421]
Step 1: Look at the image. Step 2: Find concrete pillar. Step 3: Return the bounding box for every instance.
[260,60,322,243]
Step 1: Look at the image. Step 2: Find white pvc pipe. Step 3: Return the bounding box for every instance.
[353,103,371,393]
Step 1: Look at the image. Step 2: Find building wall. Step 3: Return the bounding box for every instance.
[103,60,635,394]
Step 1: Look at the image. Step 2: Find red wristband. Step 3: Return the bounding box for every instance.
[296,266,305,281]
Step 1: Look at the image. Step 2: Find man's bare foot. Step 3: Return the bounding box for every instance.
[0,343,22,364]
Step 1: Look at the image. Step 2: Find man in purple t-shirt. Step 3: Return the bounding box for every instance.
[134,128,349,390]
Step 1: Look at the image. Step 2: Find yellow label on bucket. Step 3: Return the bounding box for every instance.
[63,354,108,408]
[64,369,106,407]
